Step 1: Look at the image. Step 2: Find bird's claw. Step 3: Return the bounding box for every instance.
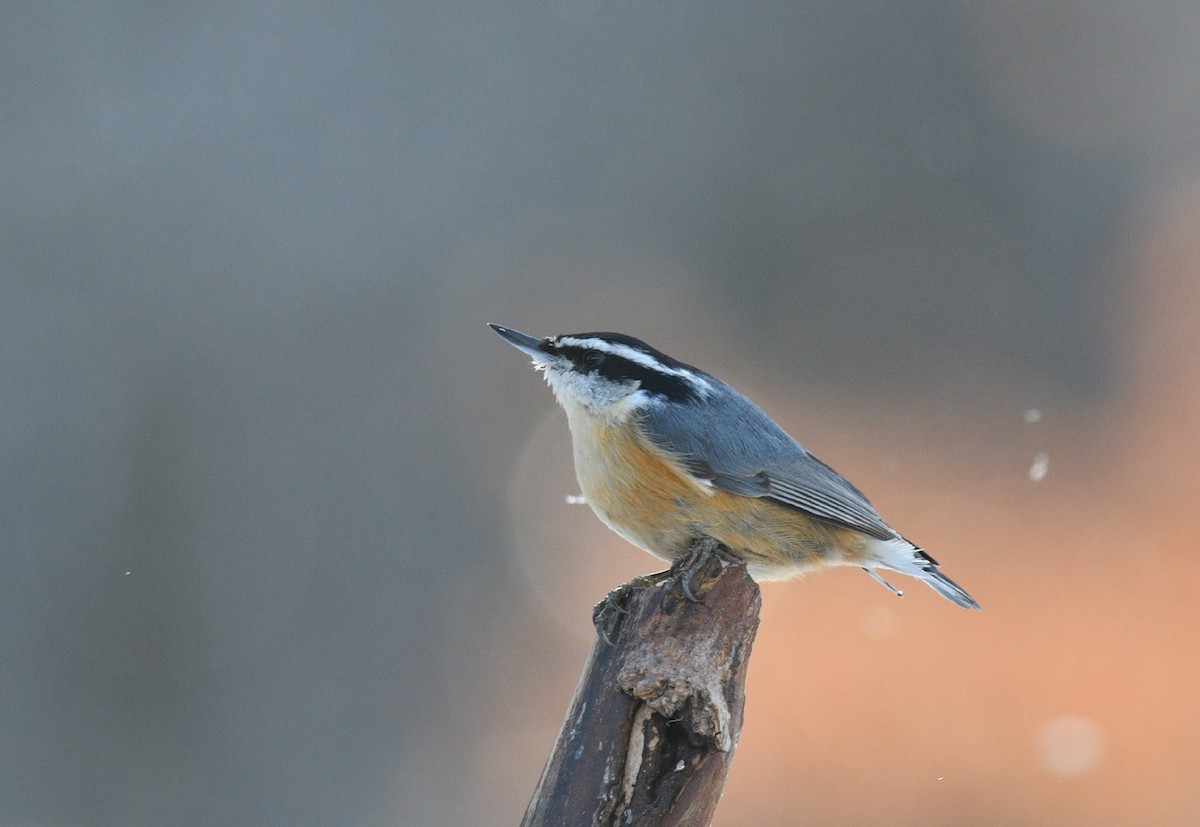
[593,576,655,645]
[593,539,737,644]
[669,537,737,603]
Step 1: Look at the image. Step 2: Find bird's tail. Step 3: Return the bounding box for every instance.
[867,537,981,611]
[916,565,981,610]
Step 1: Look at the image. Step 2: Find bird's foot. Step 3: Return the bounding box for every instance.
[592,539,739,644]
[669,537,740,603]
[592,573,663,645]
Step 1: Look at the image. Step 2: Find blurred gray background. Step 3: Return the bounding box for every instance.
[5,3,1200,826]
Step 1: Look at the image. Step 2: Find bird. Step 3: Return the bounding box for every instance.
[489,323,980,611]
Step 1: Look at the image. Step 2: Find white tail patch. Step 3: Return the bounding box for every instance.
[866,537,981,611]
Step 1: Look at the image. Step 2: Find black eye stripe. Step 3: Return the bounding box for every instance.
[553,344,589,365]
[554,344,697,402]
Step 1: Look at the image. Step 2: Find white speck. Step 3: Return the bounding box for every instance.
[1029,452,1049,482]
[1037,715,1104,776]
[565,494,587,505]
[862,606,898,640]
[1024,408,1042,423]
[937,776,944,781]
[124,571,131,576]
[675,760,685,772]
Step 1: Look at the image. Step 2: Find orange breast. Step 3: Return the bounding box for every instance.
[570,419,869,575]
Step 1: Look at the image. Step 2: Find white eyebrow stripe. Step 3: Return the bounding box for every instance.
[556,336,713,394]
[556,337,667,371]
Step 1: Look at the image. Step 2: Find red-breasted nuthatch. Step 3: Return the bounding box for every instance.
[490,324,980,610]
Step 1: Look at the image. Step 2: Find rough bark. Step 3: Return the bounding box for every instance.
[521,545,762,827]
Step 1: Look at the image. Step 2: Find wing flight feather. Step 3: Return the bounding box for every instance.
[637,391,897,541]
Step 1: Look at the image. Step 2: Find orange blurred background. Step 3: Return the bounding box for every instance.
[459,177,1200,825]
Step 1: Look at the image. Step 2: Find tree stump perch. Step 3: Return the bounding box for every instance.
[521,543,762,827]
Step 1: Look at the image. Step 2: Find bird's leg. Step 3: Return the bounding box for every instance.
[592,539,739,644]
[670,537,740,603]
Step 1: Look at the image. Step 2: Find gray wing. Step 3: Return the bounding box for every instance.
[637,387,898,541]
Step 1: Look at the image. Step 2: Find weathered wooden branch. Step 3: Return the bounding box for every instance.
[521,542,762,827]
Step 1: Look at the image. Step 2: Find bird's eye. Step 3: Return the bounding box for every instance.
[582,350,606,368]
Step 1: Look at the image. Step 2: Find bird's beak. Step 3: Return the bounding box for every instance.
[488,323,551,362]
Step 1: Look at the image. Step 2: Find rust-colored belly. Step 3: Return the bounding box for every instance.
[571,422,868,576]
